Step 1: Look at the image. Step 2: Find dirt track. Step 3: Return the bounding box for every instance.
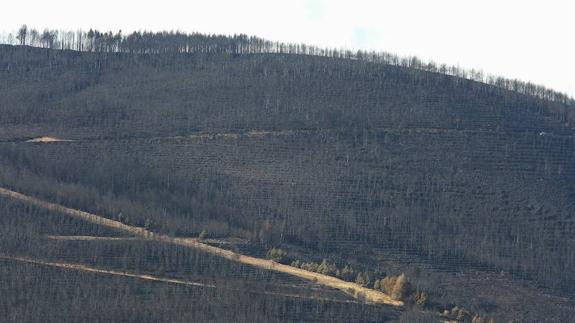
[25,136,74,143]
[0,187,403,306]
[45,235,143,241]
[44,235,246,245]
[0,255,360,304]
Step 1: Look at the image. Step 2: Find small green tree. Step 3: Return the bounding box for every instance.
[266,247,287,262]
[472,315,485,323]
[339,264,355,281]
[382,275,398,295]
[382,273,411,300]
[301,262,319,272]
[198,230,208,241]
[450,306,460,318]
[456,308,471,321]
[391,273,410,300]
[317,259,336,276]
[413,290,428,308]
[355,271,371,287]
[373,279,381,290]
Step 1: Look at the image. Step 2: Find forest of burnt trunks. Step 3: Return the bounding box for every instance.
[0,196,406,323]
[0,35,575,322]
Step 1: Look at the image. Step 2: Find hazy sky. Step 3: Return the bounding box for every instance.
[3,0,574,96]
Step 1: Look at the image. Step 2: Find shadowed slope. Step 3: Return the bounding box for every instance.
[0,187,402,306]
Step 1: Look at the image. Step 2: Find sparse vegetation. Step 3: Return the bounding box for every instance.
[338,264,356,281]
[265,247,288,263]
[0,23,573,323]
[412,290,428,308]
[441,305,495,323]
[380,273,411,301]
[317,259,337,276]
[355,271,371,287]
[284,255,433,309]
[289,258,361,282]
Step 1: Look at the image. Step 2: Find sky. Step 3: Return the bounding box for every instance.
[3,0,574,97]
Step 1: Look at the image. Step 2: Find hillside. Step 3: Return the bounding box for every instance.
[1,37,575,322]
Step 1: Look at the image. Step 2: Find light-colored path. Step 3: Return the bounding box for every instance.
[0,255,359,304]
[25,136,74,143]
[45,235,143,241]
[0,254,214,287]
[44,235,247,245]
[0,187,403,306]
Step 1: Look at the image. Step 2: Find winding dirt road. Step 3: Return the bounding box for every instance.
[0,187,403,306]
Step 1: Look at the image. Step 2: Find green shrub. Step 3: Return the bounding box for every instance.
[382,273,411,300]
[373,279,381,290]
[266,247,287,262]
[317,259,337,275]
[290,260,301,268]
[301,262,319,272]
[413,290,428,308]
[338,264,355,281]
[355,271,371,287]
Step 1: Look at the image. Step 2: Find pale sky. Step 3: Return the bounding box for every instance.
[3,0,574,97]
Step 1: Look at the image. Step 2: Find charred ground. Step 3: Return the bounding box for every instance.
[0,38,574,322]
